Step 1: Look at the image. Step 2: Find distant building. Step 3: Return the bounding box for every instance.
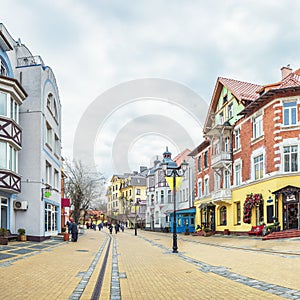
[145,148,195,232]
[106,166,148,227]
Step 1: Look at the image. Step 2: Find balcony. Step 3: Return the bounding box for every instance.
[0,116,22,148]
[0,169,21,193]
[211,151,232,169]
[17,55,44,67]
[211,188,232,203]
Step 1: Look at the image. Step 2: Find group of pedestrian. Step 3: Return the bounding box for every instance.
[108,223,125,234]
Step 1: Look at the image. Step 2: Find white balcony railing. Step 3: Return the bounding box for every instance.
[211,188,232,202]
[211,151,232,167]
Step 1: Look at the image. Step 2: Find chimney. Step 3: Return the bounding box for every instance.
[281,65,292,79]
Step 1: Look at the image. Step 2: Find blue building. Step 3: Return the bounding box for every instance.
[170,207,196,234]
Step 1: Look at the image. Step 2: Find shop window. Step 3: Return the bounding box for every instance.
[220,206,227,226]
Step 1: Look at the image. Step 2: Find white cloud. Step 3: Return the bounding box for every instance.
[2,0,300,176]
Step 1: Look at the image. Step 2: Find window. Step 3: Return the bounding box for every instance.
[197,180,202,198]
[46,161,52,185]
[220,206,227,225]
[254,154,264,180]
[54,169,59,189]
[224,137,230,152]
[283,145,298,172]
[236,202,241,225]
[283,101,297,126]
[155,191,158,204]
[160,190,164,204]
[0,142,18,172]
[197,155,202,172]
[46,122,53,149]
[45,203,58,232]
[235,129,240,149]
[0,92,7,117]
[204,178,209,195]
[224,170,230,189]
[9,145,17,172]
[234,163,241,186]
[0,142,6,169]
[136,189,141,195]
[253,115,263,139]
[10,98,18,122]
[228,103,233,119]
[214,173,220,190]
[168,190,172,203]
[219,112,223,124]
[204,151,208,168]
[0,59,7,76]
[54,134,60,155]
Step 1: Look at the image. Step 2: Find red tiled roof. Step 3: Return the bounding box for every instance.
[218,77,261,101]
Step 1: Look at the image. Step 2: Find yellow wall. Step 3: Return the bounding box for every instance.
[195,175,300,233]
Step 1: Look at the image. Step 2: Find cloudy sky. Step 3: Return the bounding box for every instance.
[2,0,300,177]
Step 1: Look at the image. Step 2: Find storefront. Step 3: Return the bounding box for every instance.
[273,185,300,230]
[170,207,196,234]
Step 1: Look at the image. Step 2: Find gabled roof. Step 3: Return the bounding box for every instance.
[204,77,261,132]
[239,68,300,116]
[188,139,210,157]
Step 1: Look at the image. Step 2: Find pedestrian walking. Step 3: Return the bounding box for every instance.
[70,218,78,242]
[115,223,120,234]
[109,224,113,234]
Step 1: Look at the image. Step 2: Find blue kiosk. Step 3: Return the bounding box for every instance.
[170,207,196,234]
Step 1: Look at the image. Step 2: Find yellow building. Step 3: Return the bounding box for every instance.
[106,167,147,226]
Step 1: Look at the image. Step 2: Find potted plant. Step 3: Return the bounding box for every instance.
[184,228,190,235]
[0,228,8,245]
[204,228,211,237]
[62,227,70,241]
[17,228,27,242]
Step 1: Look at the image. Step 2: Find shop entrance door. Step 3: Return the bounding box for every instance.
[283,203,299,230]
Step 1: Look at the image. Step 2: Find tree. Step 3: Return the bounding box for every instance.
[64,159,106,224]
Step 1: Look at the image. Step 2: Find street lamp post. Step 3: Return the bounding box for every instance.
[134,201,140,236]
[161,149,188,253]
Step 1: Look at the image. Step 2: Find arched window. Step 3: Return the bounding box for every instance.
[220,206,227,226]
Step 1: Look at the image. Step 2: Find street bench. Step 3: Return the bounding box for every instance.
[6,230,18,241]
[248,225,264,237]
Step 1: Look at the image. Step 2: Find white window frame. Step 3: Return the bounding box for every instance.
[228,103,233,119]
[234,162,241,186]
[283,101,297,126]
[204,177,209,196]
[224,170,230,189]
[283,145,298,173]
[253,153,264,180]
[235,128,240,150]
[197,179,202,198]
[253,114,263,139]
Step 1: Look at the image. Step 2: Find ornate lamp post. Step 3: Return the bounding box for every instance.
[134,201,140,236]
[161,148,188,253]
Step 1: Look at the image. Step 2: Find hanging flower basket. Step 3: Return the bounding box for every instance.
[243,193,263,224]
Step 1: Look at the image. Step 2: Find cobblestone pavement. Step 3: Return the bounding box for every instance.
[1,230,300,299]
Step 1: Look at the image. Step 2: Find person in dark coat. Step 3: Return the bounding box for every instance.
[66,221,72,234]
[70,218,78,242]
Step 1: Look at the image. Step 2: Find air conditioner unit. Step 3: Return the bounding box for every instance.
[13,200,28,211]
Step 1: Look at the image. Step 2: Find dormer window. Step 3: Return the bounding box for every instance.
[46,93,58,122]
[0,59,7,76]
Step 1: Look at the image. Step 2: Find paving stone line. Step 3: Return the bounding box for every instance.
[138,234,300,300]
[69,235,109,300]
[110,236,121,300]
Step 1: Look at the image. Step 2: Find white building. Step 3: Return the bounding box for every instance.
[145,148,194,232]
[0,24,62,241]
